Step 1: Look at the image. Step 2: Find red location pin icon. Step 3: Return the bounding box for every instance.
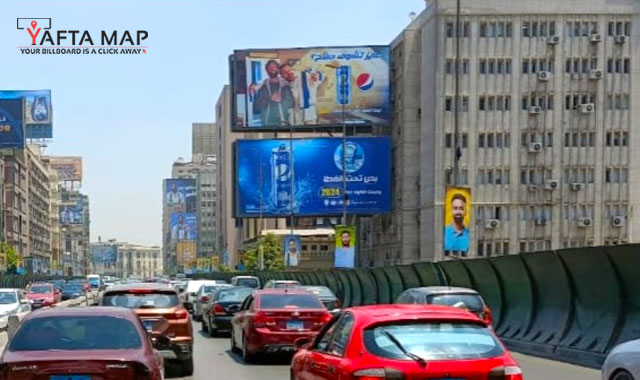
[31,21,37,29]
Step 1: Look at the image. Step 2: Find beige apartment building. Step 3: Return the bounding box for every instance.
[360,0,640,265]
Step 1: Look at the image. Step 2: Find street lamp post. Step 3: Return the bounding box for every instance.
[249,148,265,271]
[325,63,348,225]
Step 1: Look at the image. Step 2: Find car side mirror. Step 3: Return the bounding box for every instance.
[294,337,310,351]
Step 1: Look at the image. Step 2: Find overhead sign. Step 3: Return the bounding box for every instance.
[0,90,52,138]
[235,137,391,217]
[49,156,83,181]
[231,46,390,131]
[0,99,25,149]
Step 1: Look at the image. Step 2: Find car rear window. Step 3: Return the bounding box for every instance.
[216,288,253,302]
[304,287,336,298]
[10,316,142,351]
[0,292,17,304]
[236,278,259,288]
[364,322,503,360]
[102,291,179,309]
[29,286,52,294]
[427,294,484,312]
[259,294,323,309]
[64,285,83,292]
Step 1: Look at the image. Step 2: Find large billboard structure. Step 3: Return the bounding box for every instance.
[164,179,196,213]
[235,137,391,217]
[91,245,117,263]
[443,187,472,255]
[231,46,390,131]
[0,99,25,149]
[171,212,197,242]
[49,156,83,181]
[60,200,84,225]
[0,90,52,138]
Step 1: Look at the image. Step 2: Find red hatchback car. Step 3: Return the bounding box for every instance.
[26,283,61,309]
[0,306,164,380]
[291,304,523,380]
[230,288,332,362]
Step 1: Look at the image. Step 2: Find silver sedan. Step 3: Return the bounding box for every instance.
[602,339,640,380]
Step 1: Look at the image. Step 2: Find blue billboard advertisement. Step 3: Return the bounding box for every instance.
[91,245,117,263]
[0,99,25,149]
[60,201,84,225]
[231,46,390,131]
[235,137,391,217]
[0,90,52,138]
[165,179,196,213]
[171,212,197,241]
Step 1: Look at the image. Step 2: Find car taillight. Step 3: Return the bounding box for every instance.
[213,304,226,316]
[172,309,188,319]
[200,296,209,303]
[252,311,275,328]
[489,366,523,380]
[483,305,493,326]
[352,368,404,380]
[321,312,332,323]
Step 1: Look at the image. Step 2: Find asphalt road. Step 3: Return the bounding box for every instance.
[169,321,602,380]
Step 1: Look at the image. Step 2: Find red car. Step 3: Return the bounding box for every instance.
[291,304,523,380]
[26,283,61,309]
[0,306,164,379]
[230,289,332,363]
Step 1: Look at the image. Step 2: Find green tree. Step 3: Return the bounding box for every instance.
[244,233,284,271]
[1,242,19,274]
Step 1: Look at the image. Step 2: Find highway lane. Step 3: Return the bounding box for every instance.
[169,321,602,380]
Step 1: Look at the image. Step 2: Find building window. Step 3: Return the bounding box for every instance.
[445,97,453,111]
[480,21,512,38]
[445,133,452,148]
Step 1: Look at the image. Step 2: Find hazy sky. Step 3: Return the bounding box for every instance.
[0,0,423,246]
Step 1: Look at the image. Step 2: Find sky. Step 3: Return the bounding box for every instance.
[0,0,423,246]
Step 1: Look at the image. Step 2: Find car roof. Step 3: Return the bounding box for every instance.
[31,282,53,286]
[255,288,311,295]
[268,280,300,283]
[0,288,19,292]
[104,283,175,293]
[346,304,486,325]
[232,276,258,279]
[404,286,481,295]
[22,306,138,321]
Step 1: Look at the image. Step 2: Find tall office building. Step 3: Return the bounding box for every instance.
[361,0,640,265]
[192,122,217,156]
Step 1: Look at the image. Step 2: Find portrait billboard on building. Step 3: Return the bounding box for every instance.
[235,137,391,217]
[171,212,197,242]
[164,179,196,213]
[231,46,390,130]
[443,187,472,256]
[0,99,25,149]
[0,90,52,138]
[60,200,84,225]
[334,225,355,269]
[283,235,301,267]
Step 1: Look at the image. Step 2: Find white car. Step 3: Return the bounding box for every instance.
[192,283,232,322]
[183,280,225,313]
[0,289,31,330]
[602,339,640,380]
[263,280,301,289]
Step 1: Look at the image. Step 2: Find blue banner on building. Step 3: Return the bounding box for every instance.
[171,212,197,241]
[165,178,196,213]
[91,245,117,263]
[0,90,52,139]
[0,99,25,149]
[235,137,391,217]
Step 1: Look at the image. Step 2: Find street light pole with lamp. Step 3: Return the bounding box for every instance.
[325,63,348,225]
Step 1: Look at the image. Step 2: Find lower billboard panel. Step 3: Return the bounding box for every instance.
[235,137,390,217]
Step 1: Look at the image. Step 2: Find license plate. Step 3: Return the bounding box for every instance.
[286,320,304,330]
[142,320,154,331]
[50,376,90,380]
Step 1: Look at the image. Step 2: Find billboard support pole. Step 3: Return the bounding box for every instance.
[453,0,462,187]
[289,126,295,254]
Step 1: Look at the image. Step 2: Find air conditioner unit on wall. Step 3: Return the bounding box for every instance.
[578,217,593,227]
[529,142,543,153]
[570,183,583,191]
[615,35,627,44]
[545,180,559,190]
[529,106,542,114]
[589,69,603,80]
[612,216,625,228]
[534,218,547,226]
[579,103,595,114]
[485,219,500,229]
[538,71,551,81]
[548,35,561,44]
[590,33,602,43]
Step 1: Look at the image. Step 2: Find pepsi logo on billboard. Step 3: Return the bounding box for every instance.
[356,73,374,92]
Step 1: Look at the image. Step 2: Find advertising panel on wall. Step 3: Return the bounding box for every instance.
[171,212,197,241]
[235,137,391,217]
[231,46,390,131]
[283,235,301,267]
[91,245,117,263]
[164,179,196,213]
[334,225,356,268]
[0,90,52,138]
[49,156,83,181]
[443,187,472,256]
[60,200,84,225]
[0,99,25,149]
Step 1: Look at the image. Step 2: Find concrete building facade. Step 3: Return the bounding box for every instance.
[192,122,217,156]
[115,242,162,279]
[363,0,639,265]
[196,165,218,258]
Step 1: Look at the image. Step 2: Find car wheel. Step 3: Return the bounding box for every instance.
[242,334,256,363]
[180,357,194,377]
[208,318,218,338]
[201,319,209,333]
[230,328,240,353]
[612,370,635,380]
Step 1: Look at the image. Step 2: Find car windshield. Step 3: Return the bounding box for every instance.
[29,286,52,294]
[364,322,504,360]
[216,288,253,302]
[273,282,299,289]
[102,291,179,308]
[88,278,100,285]
[260,294,323,309]
[10,316,142,351]
[428,294,484,312]
[0,292,17,304]
[202,286,220,293]
[236,278,259,288]
[63,285,83,292]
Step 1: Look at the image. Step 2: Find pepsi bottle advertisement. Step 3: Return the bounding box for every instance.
[235,137,391,217]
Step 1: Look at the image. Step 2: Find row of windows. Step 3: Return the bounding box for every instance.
[523,21,556,38]
[563,132,596,147]
[607,21,632,37]
[444,97,469,112]
[522,132,554,148]
[607,58,631,74]
[447,93,630,112]
[477,169,511,185]
[479,59,512,74]
[444,60,469,74]
[476,206,510,221]
[444,20,631,39]
[444,22,470,38]
[478,241,510,257]
[565,58,598,74]
[565,21,599,37]
[520,240,552,253]
[522,58,554,73]
[563,168,596,184]
[444,169,469,186]
[520,169,553,185]
[300,244,330,252]
[522,95,554,110]
[479,132,511,148]
[444,133,468,149]
[605,167,629,183]
[605,204,628,218]
[564,93,596,110]
[520,205,553,221]
[479,96,512,111]
[605,132,629,146]
[562,205,595,220]
[606,95,630,110]
[445,57,629,76]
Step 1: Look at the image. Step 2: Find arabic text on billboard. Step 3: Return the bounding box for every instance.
[0,99,25,149]
[171,212,197,242]
[0,90,52,138]
[91,245,117,263]
[165,179,196,213]
[50,157,83,181]
[232,46,390,130]
[235,137,391,217]
[60,201,84,225]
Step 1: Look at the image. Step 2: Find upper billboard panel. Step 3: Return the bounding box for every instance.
[0,90,52,138]
[164,179,196,213]
[0,99,25,149]
[235,137,391,217]
[231,46,390,131]
[49,156,83,181]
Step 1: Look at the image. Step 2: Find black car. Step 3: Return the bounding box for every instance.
[201,287,253,337]
[301,286,341,311]
[61,284,85,300]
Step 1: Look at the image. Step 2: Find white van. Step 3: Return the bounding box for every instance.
[230,276,260,289]
[183,280,222,311]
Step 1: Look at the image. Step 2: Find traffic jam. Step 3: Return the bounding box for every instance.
[0,274,534,380]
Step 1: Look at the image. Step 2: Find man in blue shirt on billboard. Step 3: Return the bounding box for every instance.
[444,194,470,253]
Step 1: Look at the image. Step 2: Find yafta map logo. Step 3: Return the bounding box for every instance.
[17,18,148,55]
